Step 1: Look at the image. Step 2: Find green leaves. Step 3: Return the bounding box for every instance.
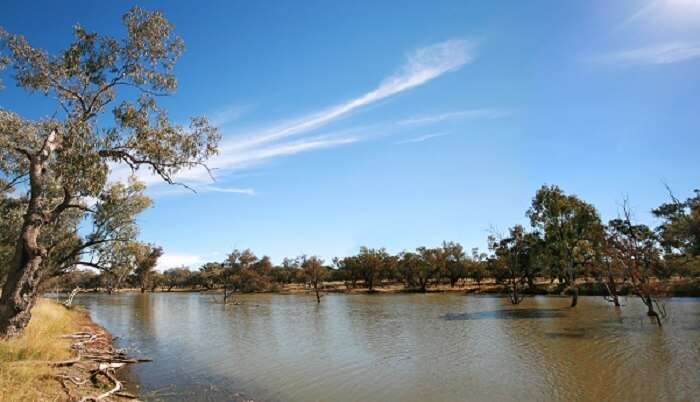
[527,185,604,279]
[0,7,219,287]
[652,189,700,257]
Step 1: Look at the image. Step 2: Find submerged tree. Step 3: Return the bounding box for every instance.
[527,185,603,307]
[489,226,541,304]
[302,256,327,303]
[0,7,219,337]
[609,202,665,326]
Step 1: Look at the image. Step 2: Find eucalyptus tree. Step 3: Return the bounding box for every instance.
[163,267,192,292]
[132,243,163,293]
[357,247,391,291]
[488,225,541,304]
[270,257,300,285]
[467,248,488,289]
[334,255,362,289]
[302,256,327,303]
[443,241,467,287]
[415,246,447,292]
[527,185,604,307]
[0,7,219,337]
[653,188,700,278]
[198,262,224,290]
[397,251,421,289]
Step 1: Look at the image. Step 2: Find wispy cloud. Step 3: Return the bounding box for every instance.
[200,186,256,196]
[397,131,451,144]
[398,108,507,126]
[110,39,476,193]
[208,104,251,128]
[222,39,475,150]
[592,42,700,65]
[616,1,660,31]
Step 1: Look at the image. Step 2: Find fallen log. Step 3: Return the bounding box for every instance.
[78,369,122,402]
[50,330,150,401]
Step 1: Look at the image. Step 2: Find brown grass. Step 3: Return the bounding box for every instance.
[0,299,78,402]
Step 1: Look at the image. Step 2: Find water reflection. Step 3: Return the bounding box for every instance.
[75,294,700,402]
[442,307,567,320]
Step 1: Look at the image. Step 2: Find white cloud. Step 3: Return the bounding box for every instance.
[109,39,476,193]
[593,42,700,65]
[223,39,475,150]
[397,109,507,126]
[397,132,451,144]
[199,186,256,195]
[156,252,203,271]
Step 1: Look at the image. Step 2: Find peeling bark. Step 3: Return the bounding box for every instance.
[0,155,48,338]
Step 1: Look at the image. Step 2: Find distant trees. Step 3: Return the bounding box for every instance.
[162,267,192,291]
[37,183,699,328]
[357,247,392,292]
[132,243,163,293]
[333,256,362,289]
[466,248,488,289]
[443,242,467,287]
[198,262,224,290]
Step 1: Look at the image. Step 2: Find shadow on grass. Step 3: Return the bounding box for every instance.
[441,308,566,321]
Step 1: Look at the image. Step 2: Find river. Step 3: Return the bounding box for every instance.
[75,293,700,402]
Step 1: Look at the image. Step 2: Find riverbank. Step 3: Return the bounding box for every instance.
[73,277,700,297]
[0,299,136,402]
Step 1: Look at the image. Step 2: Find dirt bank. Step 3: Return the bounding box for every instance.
[0,299,142,402]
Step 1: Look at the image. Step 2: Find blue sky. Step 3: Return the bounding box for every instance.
[1,0,699,269]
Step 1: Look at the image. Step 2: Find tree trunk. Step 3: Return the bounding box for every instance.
[527,275,536,291]
[570,286,579,307]
[0,240,45,338]
[314,283,321,303]
[606,275,620,307]
[0,158,47,338]
[644,295,662,327]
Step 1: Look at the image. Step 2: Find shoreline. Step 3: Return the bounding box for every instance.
[0,299,139,402]
[65,277,700,298]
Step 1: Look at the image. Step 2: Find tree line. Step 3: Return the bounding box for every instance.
[49,184,700,325]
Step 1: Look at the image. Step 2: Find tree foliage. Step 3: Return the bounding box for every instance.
[0,7,219,337]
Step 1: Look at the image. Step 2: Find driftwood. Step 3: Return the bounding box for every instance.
[63,287,84,307]
[49,327,150,402]
[78,369,122,402]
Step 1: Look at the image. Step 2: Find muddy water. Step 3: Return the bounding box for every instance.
[75,293,700,402]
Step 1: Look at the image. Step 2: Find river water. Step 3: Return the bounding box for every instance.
[74,293,700,402]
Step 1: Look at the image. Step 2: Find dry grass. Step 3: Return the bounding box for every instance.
[0,299,78,402]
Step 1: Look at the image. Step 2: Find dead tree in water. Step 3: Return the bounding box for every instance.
[609,202,666,326]
[599,233,622,308]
